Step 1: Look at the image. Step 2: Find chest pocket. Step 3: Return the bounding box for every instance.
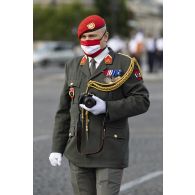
[68,79,81,136]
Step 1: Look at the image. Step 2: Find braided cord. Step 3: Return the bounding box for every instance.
[81,57,140,141]
[86,57,138,93]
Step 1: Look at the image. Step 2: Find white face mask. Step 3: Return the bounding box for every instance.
[80,39,103,57]
[81,44,101,55]
[80,30,106,57]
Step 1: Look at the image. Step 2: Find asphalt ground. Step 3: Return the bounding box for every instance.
[33,66,163,195]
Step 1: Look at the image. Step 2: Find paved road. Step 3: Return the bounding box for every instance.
[33,67,163,195]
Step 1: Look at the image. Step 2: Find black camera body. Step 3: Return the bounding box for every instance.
[79,93,96,108]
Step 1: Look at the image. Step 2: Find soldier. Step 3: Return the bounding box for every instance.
[49,15,150,195]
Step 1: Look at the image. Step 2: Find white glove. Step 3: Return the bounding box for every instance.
[49,152,62,166]
[79,95,106,115]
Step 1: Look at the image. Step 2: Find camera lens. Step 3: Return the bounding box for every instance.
[79,93,96,108]
[84,97,96,108]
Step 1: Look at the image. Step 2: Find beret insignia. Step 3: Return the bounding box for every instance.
[87,22,95,30]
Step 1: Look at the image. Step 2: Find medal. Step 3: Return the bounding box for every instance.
[112,76,121,82]
[104,77,112,84]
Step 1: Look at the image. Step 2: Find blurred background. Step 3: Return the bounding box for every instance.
[33,0,163,195]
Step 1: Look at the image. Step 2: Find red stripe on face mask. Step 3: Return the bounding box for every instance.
[80,39,100,46]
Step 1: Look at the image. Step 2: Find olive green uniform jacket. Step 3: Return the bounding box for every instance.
[52,48,150,168]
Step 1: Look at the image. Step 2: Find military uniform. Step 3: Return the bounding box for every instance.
[50,14,150,195]
[52,48,150,169]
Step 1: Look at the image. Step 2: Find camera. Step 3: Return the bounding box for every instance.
[79,93,96,108]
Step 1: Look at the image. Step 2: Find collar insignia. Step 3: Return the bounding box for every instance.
[80,55,87,65]
[104,54,112,64]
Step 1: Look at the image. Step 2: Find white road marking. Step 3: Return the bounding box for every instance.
[33,135,50,142]
[120,170,163,193]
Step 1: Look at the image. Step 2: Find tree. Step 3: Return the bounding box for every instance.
[33,3,96,41]
[94,0,134,37]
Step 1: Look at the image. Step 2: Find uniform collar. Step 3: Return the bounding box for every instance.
[88,47,109,64]
[79,47,115,79]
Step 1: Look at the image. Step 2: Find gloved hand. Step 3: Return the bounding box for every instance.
[49,152,62,166]
[79,95,106,115]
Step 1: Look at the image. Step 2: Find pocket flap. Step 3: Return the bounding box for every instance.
[68,80,81,88]
[105,127,127,139]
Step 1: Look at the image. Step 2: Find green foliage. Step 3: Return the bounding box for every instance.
[33,1,134,41]
[33,3,96,41]
[94,0,134,37]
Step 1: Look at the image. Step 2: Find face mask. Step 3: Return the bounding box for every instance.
[80,31,106,58]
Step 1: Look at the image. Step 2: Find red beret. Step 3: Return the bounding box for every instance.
[77,15,106,39]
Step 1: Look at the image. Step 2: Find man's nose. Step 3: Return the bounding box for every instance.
[85,36,91,40]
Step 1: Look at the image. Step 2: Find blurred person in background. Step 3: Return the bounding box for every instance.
[145,33,156,73]
[128,31,144,66]
[155,32,163,71]
[107,34,126,53]
[49,15,150,195]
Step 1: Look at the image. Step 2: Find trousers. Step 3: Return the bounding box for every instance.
[69,161,123,195]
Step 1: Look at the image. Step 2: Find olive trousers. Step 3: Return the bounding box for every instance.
[69,161,123,195]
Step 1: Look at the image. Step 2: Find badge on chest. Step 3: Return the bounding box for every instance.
[68,83,75,100]
[103,69,123,83]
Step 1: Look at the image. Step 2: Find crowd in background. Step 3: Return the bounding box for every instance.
[107,31,163,74]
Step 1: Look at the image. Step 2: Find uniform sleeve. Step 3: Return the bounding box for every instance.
[106,62,150,122]
[52,64,71,154]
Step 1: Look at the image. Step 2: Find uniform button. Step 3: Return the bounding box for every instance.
[69,132,72,136]
[114,134,118,138]
[70,82,73,86]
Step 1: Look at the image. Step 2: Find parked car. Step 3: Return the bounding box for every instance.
[33,41,76,67]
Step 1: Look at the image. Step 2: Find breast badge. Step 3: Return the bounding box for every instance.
[69,83,75,100]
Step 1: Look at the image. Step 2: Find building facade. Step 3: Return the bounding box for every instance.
[127,0,163,36]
